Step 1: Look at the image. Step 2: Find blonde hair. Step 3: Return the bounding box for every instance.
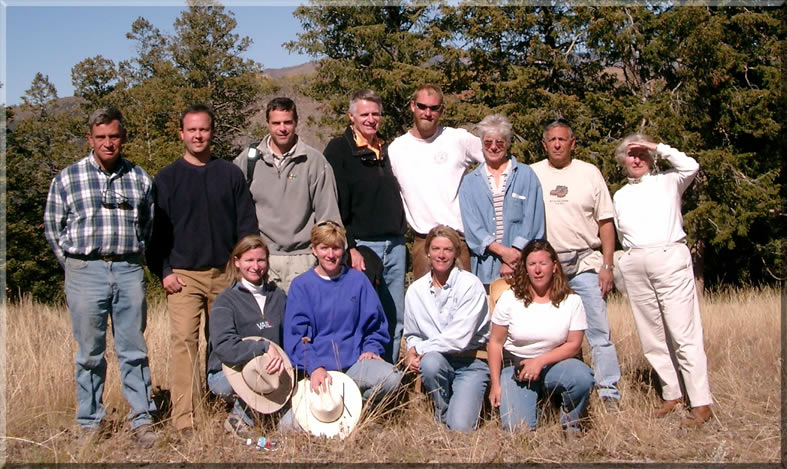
[411,83,444,105]
[424,224,462,261]
[311,220,347,249]
[226,235,270,283]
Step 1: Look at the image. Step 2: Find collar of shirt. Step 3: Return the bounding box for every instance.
[352,128,384,160]
[266,135,298,165]
[240,277,266,295]
[88,151,128,178]
[484,158,512,186]
[627,172,652,185]
[428,266,460,297]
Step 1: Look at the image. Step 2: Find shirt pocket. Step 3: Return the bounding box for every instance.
[506,192,528,223]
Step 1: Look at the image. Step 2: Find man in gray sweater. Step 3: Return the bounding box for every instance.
[234,97,341,292]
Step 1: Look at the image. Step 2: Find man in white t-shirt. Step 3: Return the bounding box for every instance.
[388,84,484,280]
[530,119,622,410]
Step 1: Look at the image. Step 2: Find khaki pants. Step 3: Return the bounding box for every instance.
[411,234,471,281]
[167,267,231,430]
[268,253,316,293]
[618,244,712,407]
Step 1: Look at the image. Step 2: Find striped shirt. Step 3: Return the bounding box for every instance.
[44,153,154,266]
[485,161,512,244]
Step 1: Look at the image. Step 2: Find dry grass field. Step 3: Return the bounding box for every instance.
[3,287,782,464]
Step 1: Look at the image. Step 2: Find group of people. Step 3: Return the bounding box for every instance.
[44,82,713,449]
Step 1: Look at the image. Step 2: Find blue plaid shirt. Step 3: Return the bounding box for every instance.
[44,153,154,266]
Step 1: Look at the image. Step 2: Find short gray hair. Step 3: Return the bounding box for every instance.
[542,119,573,140]
[476,114,513,146]
[88,108,125,134]
[614,133,656,166]
[349,89,383,114]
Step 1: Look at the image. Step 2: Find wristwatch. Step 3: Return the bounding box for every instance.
[601,264,614,271]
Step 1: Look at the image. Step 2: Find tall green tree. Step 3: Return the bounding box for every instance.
[72,0,267,173]
[289,2,784,286]
[6,76,85,301]
[7,1,271,301]
[286,2,450,138]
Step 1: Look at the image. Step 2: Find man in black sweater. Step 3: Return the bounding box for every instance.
[148,104,258,437]
[323,90,408,364]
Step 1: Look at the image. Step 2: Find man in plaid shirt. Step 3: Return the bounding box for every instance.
[44,108,159,448]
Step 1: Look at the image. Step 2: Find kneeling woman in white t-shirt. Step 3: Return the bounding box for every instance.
[487,239,594,433]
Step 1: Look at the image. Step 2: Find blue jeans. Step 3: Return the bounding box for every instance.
[499,358,594,431]
[419,353,489,432]
[64,256,157,430]
[279,357,403,431]
[569,271,621,400]
[356,236,406,364]
[207,370,255,426]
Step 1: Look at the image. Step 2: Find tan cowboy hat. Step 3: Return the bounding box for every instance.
[222,337,295,414]
[291,371,362,439]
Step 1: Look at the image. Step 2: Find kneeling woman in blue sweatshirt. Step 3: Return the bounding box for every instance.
[282,221,402,421]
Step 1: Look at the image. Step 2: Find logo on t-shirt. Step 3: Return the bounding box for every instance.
[549,185,568,198]
[433,151,448,164]
[257,320,274,330]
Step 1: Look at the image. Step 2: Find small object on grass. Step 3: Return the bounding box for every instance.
[247,436,280,451]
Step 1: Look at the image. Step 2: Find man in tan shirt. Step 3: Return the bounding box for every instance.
[530,119,622,411]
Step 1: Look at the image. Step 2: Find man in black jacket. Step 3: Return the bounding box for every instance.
[323,90,408,364]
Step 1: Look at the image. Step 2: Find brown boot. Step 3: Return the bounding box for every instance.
[681,405,713,426]
[653,398,682,417]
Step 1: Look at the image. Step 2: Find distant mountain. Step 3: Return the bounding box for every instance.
[263,62,317,78]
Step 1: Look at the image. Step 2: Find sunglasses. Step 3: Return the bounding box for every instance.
[414,102,443,112]
[483,139,507,149]
[315,220,342,229]
[101,187,131,209]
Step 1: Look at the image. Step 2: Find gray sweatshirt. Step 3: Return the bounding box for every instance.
[233,135,341,255]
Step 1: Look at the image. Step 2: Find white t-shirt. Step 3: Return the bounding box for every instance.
[531,159,614,272]
[389,126,483,234]
[492,290,587,359]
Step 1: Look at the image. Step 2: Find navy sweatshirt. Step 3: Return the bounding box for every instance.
[149,156,258,279]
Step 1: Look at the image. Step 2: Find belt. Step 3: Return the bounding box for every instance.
[414,231,466,239]
[66,252,141,263]
[450,348,488,361]
[625,241,686,251]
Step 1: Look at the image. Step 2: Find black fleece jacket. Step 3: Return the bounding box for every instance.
[323,126,407,248]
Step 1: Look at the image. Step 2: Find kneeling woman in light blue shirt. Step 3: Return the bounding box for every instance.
[403,225,491,432]
[487,239,594,434]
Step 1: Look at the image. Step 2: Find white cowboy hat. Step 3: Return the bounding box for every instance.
[222,337,295,414]
[291,371,362,439]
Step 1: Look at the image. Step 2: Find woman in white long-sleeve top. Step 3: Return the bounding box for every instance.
[403,224,491,432]
[612,134,713,426]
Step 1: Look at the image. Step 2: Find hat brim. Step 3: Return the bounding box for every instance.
[291,371,362,439]
[222,337,295,414]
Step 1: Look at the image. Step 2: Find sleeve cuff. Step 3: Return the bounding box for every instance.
[480,234,495,253]
[511,236,527,250]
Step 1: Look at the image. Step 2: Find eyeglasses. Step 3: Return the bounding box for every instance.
[315,220,342,229]
[483,139,507,149]
[414,102,443,112]
[101,186,130,209]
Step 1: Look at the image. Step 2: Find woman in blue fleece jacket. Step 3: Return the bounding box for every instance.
[207,235,288,439]
[283,220,402,403]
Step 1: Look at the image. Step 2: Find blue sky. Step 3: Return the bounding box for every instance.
[2,2,314,106]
